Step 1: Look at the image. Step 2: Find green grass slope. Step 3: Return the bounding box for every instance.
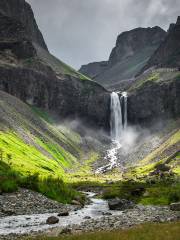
[29,222,180,240]
[0,90,99,179]
[0,92,78,177]
[128,69,180,91]
[0,90,101,202]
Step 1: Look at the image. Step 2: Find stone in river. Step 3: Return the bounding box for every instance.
[46,216,59,224]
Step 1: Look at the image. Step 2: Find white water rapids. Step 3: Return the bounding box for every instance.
[96,92,127,174]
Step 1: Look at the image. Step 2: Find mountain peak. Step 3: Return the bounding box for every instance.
[109,26,166,66]
[80,26,166,88]
[176,16,180,25]
[140,16,180,73]
[0,0,48,50]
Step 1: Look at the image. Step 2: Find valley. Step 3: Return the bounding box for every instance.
[0,0,179,239]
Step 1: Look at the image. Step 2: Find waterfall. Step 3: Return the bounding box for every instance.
[110,92,123,141]
[110,91,127,141]
[122,91,128,129]
[96,91,128,174]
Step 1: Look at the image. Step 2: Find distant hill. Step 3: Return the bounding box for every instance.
[79,27,166,88]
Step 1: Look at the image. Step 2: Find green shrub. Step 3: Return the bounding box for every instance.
[0,178,18,192]
[0,160,82,204]
[101,179,180,205]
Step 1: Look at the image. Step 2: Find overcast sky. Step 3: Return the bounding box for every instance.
[27,0,180,69]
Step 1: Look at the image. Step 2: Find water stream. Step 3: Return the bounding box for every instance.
[0,192,122,236]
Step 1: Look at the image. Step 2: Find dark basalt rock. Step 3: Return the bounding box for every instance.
[46,216,59,225]
[141,16,180,73]
[58,211,69,217]
[0,40,36,59]
[170,202,180,211]
[128,78,180,126]
[0,66,110,130]
[108,198,135,210]
[0,0,48,50]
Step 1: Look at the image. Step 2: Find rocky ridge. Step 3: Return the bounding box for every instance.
[141,16,180,73]
[80,27,166,88]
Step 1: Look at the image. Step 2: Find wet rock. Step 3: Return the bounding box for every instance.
[170,202,180,211]
[71,200,81,206]
[108,198,134,210]
[2,209,15,216]
[131,187,145,196]
[46,216,59,225]
[103,212,112,216]
[58,211,69,217]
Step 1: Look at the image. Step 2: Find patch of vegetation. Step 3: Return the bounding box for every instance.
[101,179,180,205]
[0,131,67,177]
[0,160,83,204]
[129,72,160,91]
[129,69,180,92]
[27,222,180,240]
[31,106,54,124]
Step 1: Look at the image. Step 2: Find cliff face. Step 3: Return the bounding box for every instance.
[80,27,166,88]
[141,16,180,73]
[0,65,110,129]
[0,0,110,131]
[0,0,48,50]
[128,72,180,125]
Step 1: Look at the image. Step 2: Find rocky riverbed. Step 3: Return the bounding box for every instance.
[0,188,76,217]
[0,189,180,240]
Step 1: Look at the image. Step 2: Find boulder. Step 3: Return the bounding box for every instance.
[46,216,59,225]
[71,200,81,205]
[2,208,15,216]
[170,202,180,211]
[108,198,134,210]
[58,211,69,217]
[103,212,112,216]
[156,164,170,172]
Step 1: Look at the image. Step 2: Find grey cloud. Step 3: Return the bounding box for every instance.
[26,0,180,69]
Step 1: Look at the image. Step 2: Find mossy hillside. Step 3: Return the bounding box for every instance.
[0,90,102,180]
[0,91,101,203]
[129,69,180,91]
[0,131,66,176]
[1,91,83,164]
[124,130,180,179]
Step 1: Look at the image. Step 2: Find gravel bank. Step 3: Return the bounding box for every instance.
[0,188,76,217]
